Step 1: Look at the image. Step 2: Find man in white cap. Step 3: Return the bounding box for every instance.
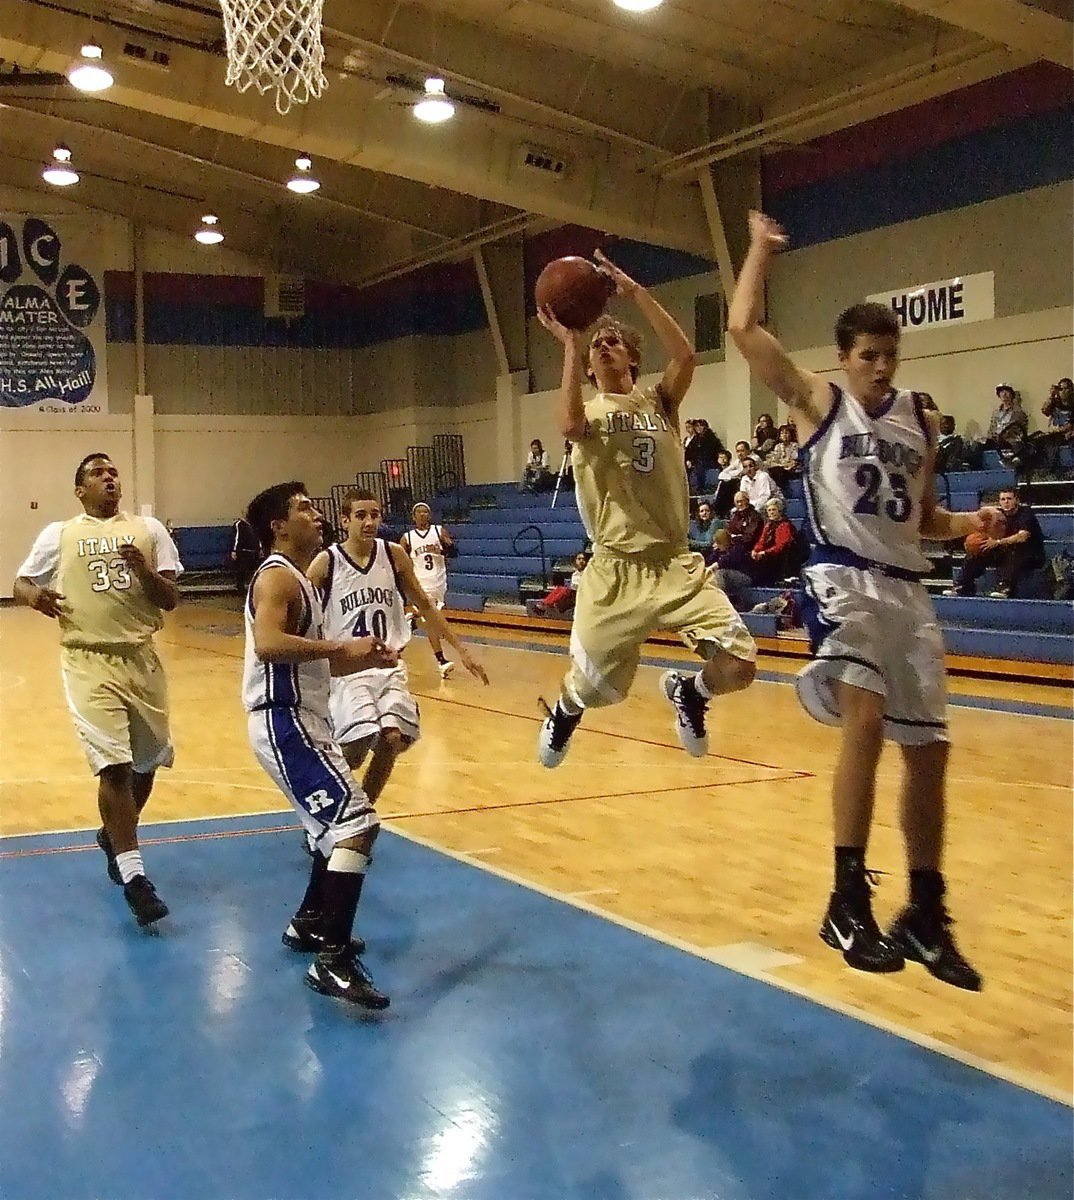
[399,501,457,677]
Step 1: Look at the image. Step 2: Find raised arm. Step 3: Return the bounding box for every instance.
[537,305,588,442]
[594,250,696,418]
[727,212,832,441]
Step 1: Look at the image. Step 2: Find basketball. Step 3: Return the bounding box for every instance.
[535,256,615,330]
[964,532,990,556]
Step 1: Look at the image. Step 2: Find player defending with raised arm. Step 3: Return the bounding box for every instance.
[309,489,488,809]
[243,482,397,1008]
[536,249,756,767]
[400,502,457,678]
[728,211,1001,990]
[14,453,180,929]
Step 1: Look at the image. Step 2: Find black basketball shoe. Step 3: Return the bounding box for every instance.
[123,875,169,928]
[305,947,390,1010]
[282,912,366,956]
[95,827,122,886]
[820,874,904,973]
[888,903,983,992]
[537,697,582,768]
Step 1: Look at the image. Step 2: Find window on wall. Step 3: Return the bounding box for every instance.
[694,291,725,354]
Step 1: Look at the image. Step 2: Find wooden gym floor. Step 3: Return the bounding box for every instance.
[1,601,1070,1102]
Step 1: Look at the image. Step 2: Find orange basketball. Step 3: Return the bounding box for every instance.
[535,256,615,330]
[964,532,990,556]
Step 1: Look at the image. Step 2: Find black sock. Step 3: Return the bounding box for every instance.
[909,868,945,910]
[320,868,366,951]
[434,650,446,664]
[297,851,328,917]
[834,846,866,893]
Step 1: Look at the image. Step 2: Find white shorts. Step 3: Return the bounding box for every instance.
[419,581,446,610]
[328,664,420,746]
[797,563,948,745]
[247,707,379,853]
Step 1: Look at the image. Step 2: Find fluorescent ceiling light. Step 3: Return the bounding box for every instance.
[195,214,224,245]
[613,0,664,10]
[68,43,114,92]
[287,152,320,193]
[413,77,455,124]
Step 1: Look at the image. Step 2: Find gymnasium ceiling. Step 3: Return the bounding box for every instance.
[0,0,1070,283]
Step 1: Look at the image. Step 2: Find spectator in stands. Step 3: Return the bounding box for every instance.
[949,488,1045,599]
[1043,378,1074,444]
[748,497,797,586]
[753,412,778,458]
[739,455,782,512]
[688,501,722,553]
[527,551,588,617]
[704,527,751,609]
[934,414,969,474]
[710,441,753,516]
[765,423,800,490]
[917,392,939,413]
[727,490,763,555]
[688,418,722,495]
[230,514,262,593]
[986,384,1028,452]
[521,439,554,493]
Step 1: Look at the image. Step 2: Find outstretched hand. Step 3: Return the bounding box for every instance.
[593,248,639,297]
[747,210,789,254]
[459,648,490,686]
[536,304,579,347]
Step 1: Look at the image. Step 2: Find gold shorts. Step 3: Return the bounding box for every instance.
[60,643,174,775]
[565,550,756,709]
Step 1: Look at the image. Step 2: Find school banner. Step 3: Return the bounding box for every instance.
[867,271,995,333]
[0,215,110,412]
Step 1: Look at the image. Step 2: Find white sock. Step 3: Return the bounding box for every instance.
[115,850,145,884]
[693,672,714,700]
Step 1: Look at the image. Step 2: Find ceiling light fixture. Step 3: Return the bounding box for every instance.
[413,77,455,124]
[67,43,114,92]
[194,214,224,245]
[286,153,321,194]
[42,145,80,187]
[613,0,664,10]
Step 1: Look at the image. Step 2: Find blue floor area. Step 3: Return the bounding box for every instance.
[1,815,1069,1200]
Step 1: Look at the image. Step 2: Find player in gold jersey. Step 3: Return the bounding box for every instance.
[13,453,181,928]
[536,252,757,767]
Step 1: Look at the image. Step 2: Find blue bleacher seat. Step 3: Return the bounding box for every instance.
[176,526,231,571]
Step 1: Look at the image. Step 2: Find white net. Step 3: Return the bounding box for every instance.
[219,0,327,115]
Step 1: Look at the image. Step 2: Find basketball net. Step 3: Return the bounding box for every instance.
[219,0,327,115]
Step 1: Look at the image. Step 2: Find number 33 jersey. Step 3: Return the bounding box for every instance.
[802,385,932,575]
[319,540,412,653]
[573,385,689,557]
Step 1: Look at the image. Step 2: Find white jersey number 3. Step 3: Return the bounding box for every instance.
[631,434,656,474]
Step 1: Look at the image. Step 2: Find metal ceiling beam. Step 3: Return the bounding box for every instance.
[886,0,1074,69]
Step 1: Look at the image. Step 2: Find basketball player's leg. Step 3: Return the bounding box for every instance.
[657,554,757,756]
[362,728,411,804]
[424,591,454,676]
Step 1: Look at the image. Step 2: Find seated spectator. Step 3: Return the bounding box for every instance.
[765,424,800,490]
[726,490,763,555]
[934,414,969,474]
[688,500,723,552]
[712,441,753,516]
[739,455,782,512]
[1042,378,1074,460]
[748,498,797,586]
[753,412,778,458]
[704,527,751,609]
[521,439,554,493]
[527,551,588,617]
[986,384,1028,450]
[948,488,1045,599]
[687,417,722,494]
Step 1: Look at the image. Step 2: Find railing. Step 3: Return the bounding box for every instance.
[436,468,468,523]
[513,523,549,587]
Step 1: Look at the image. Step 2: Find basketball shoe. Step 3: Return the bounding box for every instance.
[123,875,169,928]
[820,875,904,973]
[305,946,390,1009]
[537,696,581,767]
[888,903,982,991]
[438,659,455,679]
[282,912,366,956]
[660,671,709,757]
[95,826,122,886]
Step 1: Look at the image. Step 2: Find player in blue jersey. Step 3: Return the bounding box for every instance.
[728,211,1001,990]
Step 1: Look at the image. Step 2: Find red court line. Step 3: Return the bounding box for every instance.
[165,628,816,777]
[0,770,812,860]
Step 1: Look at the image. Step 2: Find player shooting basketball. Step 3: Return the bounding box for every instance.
[535,249,757,768]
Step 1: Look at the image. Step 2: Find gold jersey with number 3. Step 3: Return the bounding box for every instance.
[572,384,689,556]
[56,513,165,649]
